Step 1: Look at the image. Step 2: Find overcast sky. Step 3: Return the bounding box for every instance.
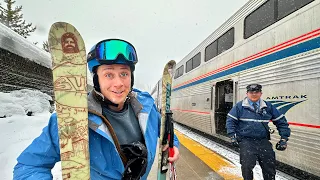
[15,0,248,92]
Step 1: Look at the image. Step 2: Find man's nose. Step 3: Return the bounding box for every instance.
[113,76,124,87]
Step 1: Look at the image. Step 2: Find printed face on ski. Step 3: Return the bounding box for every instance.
[61,33,79,53]
[97,64,131,105]
[246,91,262,102]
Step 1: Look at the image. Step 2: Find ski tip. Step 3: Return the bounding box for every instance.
[48,22,86,67]
[163,60,176,69]
[48,21,83,38]
[163,60,176,77]
[49,21,77,30]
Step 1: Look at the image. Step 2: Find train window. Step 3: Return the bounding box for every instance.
[179,65,184,76]
[244,0,275,39]
[174,70,178,79]
[277,0,314,20]
[186,53,201,73]
[174,65,184,79]
[174,68,178,79]
[192,52,201,69]
[217,27,234,55]
[205,40,217,62]
[186,59,193,73]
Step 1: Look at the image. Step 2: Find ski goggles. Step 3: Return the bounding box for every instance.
[87,39,138,64]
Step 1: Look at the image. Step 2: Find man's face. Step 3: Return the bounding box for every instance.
[97,64,131,106]
[246,91,262,102]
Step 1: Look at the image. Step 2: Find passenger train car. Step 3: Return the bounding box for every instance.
[151,0,320,177]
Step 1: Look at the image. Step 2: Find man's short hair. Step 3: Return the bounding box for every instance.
[246,84,262,92]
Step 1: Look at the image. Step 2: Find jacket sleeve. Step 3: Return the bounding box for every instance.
[13,113,61,180]
[270,104,291,140]
[226,104,240,137]
[173,133,180,149]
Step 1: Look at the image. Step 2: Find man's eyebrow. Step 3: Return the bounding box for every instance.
[101,67,114,70]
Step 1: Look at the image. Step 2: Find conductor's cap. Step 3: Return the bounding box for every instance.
[246,84,262,92]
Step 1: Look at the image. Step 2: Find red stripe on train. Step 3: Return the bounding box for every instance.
[171,109,320,129]
[171,108,210,114]
[287,122,320,129]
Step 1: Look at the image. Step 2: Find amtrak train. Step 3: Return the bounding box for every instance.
[151,0,320,177]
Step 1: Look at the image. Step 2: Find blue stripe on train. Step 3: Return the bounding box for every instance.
[173,36,320,91]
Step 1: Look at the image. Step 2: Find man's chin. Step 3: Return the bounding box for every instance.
[109,97,126,105]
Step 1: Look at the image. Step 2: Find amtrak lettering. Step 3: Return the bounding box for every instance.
[266,95,307,100]
[266,95,307,115]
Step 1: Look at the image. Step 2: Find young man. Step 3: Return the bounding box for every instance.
[13,39,180,180]
[226,84,290,180]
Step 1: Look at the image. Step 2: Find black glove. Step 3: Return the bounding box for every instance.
[230,134,239,147]
[276,139,287,151]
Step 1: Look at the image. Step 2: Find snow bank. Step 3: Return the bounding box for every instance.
[0,89,53,117]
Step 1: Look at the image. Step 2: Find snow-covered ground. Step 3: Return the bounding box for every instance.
[0,89,62,180]
[0,112,63,180]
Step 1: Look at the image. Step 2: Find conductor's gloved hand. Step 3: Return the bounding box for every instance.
[230,134,239,147]
[276,139,287,151]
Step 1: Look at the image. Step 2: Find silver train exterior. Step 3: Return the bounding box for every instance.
[151,0,320,177]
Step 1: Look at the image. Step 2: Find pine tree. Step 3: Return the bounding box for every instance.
[0,0,36,38]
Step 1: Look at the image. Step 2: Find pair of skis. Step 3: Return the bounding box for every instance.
[157,60,177,180]
[49,21,177,179]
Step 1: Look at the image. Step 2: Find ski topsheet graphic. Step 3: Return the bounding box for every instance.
[157,60,176,180]
[48,22,90,180]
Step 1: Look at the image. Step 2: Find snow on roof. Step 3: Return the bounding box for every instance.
[0,22,52,68]
[0,22,93,85]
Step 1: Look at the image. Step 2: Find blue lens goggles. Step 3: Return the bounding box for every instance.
[87,39,138,64]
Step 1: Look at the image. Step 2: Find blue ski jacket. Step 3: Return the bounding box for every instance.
[226,97,290,140]
[13,89,179,180]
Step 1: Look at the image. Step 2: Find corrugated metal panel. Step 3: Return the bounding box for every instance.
[173,110,212,135]
[172,81,211,97]
[238,51,320,87]
[272,129,320,176]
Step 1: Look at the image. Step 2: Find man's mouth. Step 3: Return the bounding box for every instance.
[112,91,124,95]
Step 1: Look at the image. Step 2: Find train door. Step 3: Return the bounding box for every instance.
[214,80,234,136]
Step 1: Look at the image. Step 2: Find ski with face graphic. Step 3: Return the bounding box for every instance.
[157,60,177,180]
[48,22,90,180]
